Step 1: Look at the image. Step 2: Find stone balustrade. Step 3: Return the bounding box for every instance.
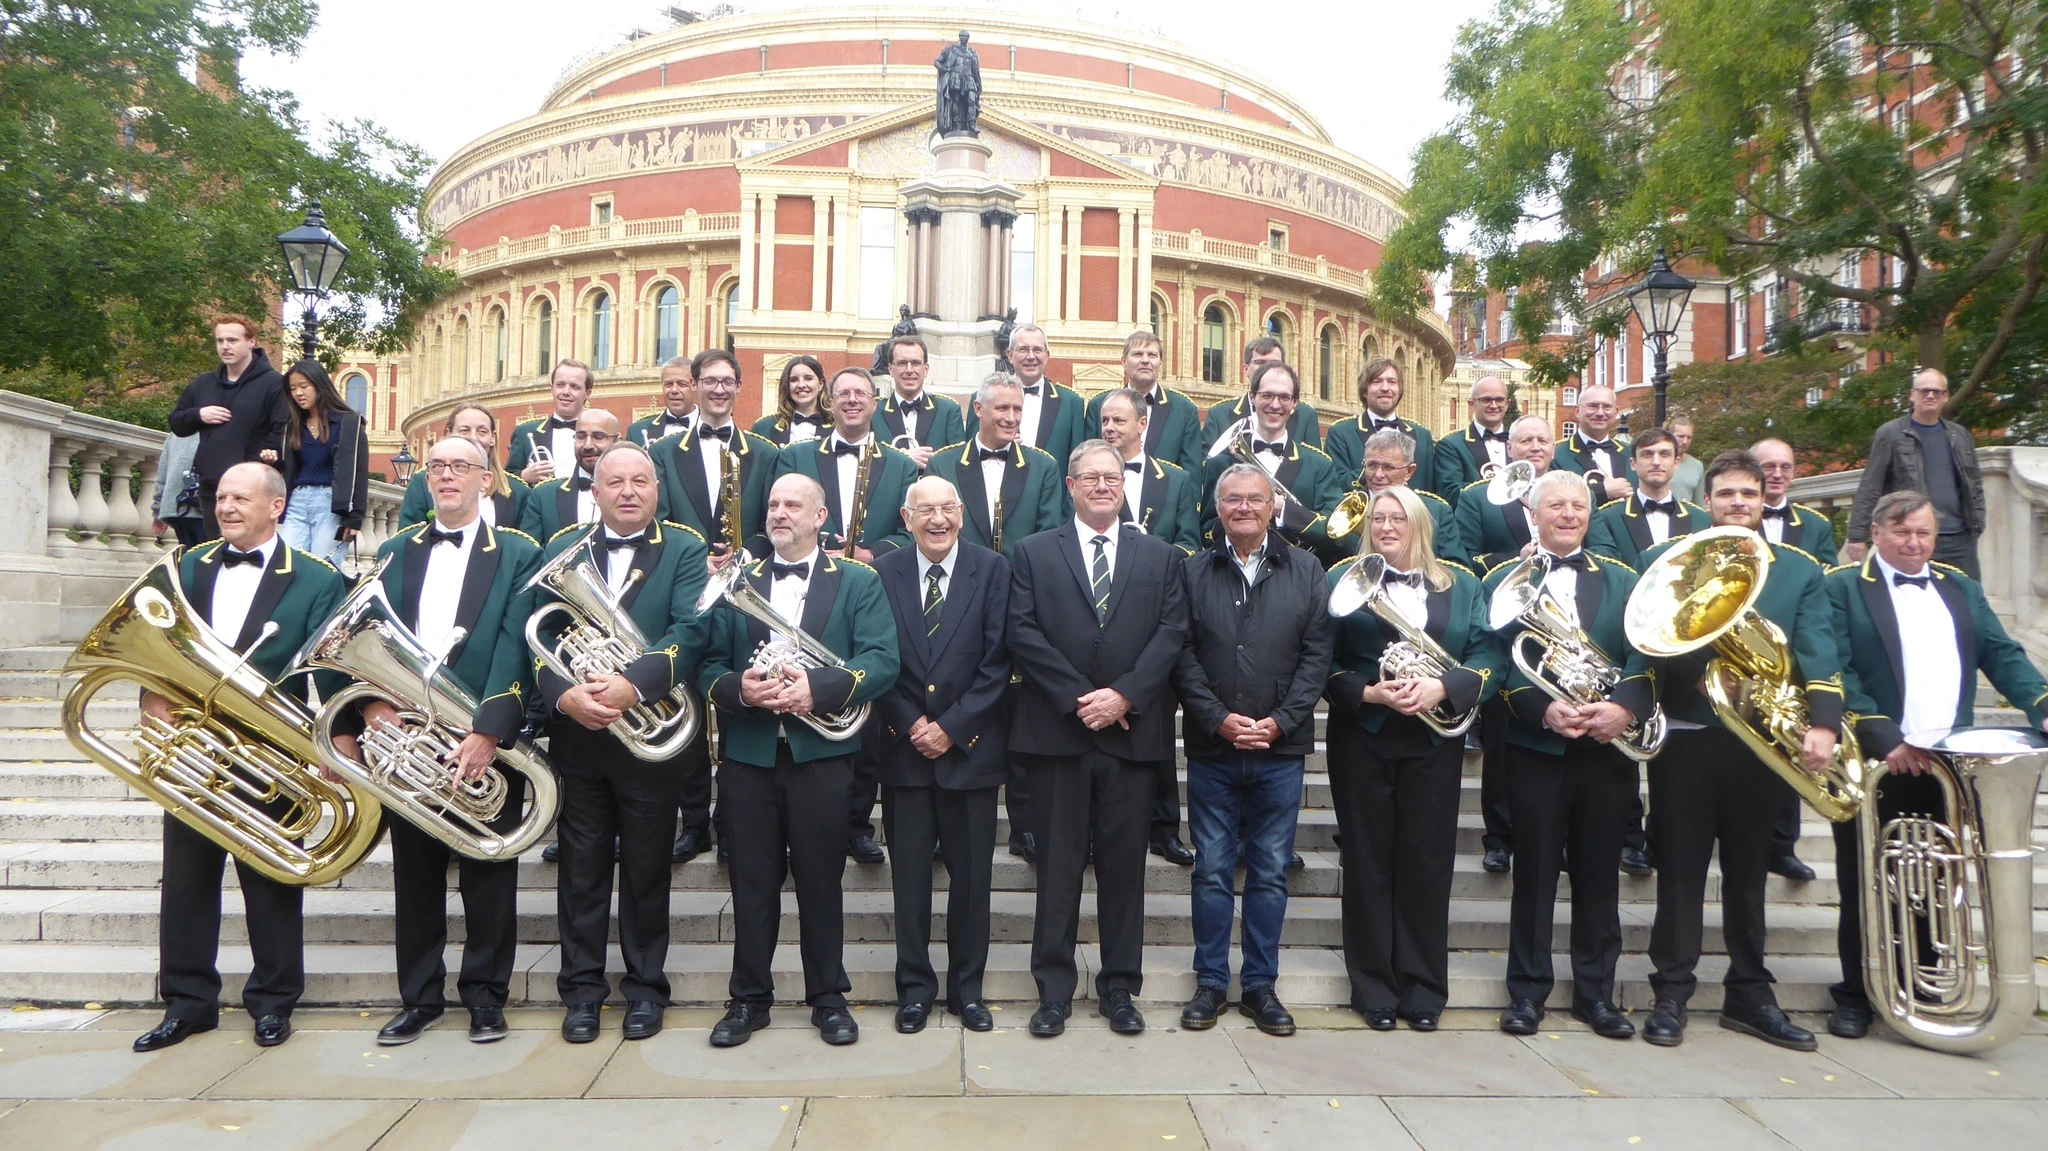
[0,391,405,646]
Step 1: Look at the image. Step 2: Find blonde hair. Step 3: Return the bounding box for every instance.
[1370,486,1452,591]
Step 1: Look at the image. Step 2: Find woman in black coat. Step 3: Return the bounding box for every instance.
[273,358,368,564]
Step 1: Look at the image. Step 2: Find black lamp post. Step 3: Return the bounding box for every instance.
[277,200,351,359]
[1623,246,1696,427]
[390,443,418,482]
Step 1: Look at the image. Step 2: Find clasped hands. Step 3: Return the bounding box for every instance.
[739,665,816,717]
[1540,699,1633,744]
[1218,713,1281,750]
[557,672,639,731]
[1076,687,1131,732]
[1361,677,1448,718]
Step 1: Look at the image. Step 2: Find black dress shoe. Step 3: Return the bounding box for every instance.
[469,1005,508,1043]
[1482,847,1511,874]
[895,1001,930,1034]
[1571,1000,1636,1040]
[1498,999,1544,1035]
[952,1001,994,1032]
[1398,1009,1439,1033]
[1028,1001,1069,1037]
[1240,988,1297,1037]
[377,1006,444,1046]
[1619,847,1653,875]
[1009,833,1037,864]
[1719,1004,1816,1051]
[134,1015,215,1052]
[813,1005,859,1045]
[1099,988,1145,1034]
[622,1000,664,1040]
[1643,999,1688,1047]
[1768,854,1817,882]
[1362,1006,1398,1031]
[716,840,731,865]
[561,1003,601,1044]
[1285,851,1305,872]
[931,841,944,861]
[671,828,708,864]
[1827,1002,1872,1039]
[1150,836,1195,866]
[542,841,561,863]
[709,1000,770,1047]
[1181,986,1227,1030]
[253,1014,292,1047]
[848,833,886,864]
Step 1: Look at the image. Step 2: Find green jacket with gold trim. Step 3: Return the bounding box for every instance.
[531,520,711,711]
[1483,552,1655,756]
[1324,557,1502,745]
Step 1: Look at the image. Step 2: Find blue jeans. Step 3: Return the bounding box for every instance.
[282,485,344,565]
[1185,752,1304,992]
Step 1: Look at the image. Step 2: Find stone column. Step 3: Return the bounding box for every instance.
[1116,208,1136,326]
[45,438,80,557]
[73,444,113,553]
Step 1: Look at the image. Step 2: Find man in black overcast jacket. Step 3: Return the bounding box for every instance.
[167,314,288,540]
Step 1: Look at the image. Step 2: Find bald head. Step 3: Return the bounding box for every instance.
[1469,375,1509,431]
[214,462,287,550]
[766,472,829,558]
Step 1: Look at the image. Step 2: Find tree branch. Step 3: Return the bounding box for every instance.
[1956,230,2048,407]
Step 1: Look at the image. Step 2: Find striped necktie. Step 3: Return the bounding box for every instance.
[1090,534,1112,623]
[923,566,945,636]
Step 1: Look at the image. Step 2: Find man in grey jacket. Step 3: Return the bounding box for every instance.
[1844,369,1986,578]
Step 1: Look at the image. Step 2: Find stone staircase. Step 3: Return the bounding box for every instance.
[2,645,2043,1014]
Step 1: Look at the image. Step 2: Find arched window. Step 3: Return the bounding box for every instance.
[1317,325,1336,400]
[535,298,554,371]
[724,282,740,353]
[654,285,680,363]
[1200,304,1226,383]
[491,308,507,382]
[589,290,612,370]
[341,373,369,416]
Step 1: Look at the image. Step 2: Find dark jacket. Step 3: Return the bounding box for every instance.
[1325,557,1502,746]
[873,542,1013,790]
[167,348,288,489]
[277,361,371,533]
[1847,415,1986,542]
[1172,532,1335,759]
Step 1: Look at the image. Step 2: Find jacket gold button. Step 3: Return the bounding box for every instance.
[927,684,936,692]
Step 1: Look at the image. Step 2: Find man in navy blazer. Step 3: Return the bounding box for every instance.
[873,475,1012,1036]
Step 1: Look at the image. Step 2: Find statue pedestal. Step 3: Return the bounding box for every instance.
[901,134,1020,394]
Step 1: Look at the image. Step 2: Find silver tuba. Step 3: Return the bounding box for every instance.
[523,523,701,760]
[1327,553,1479,737]
[293,558,560,861]
[1857,726,2047,1054]
[694,559,869,741]
[1487,554,1666,760]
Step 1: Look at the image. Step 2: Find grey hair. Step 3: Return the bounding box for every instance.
[1067,437,1122,477]
[593,441,654,477]
[1008,322,1049,348]
[1099,386,1149,421]
[1872,489,1934,529]
[660,355,693,373]
[976,371,1025,407]
[1212,462,1274,509]
[903,474,960,511]
[770,470,828,508]
[1509,414,1553,439]
[1363,426,1416,465]
[430,435,490,468]
[1528,468,1590,506]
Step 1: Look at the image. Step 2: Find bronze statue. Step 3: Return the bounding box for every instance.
[872,305,919,374]
[935,32,982,137]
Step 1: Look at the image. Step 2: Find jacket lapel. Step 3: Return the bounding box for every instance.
[955,450,993,543]
[930,547,978,655]
[1055,523,1096,611]
[490,490,518,525]
[742,559,773,652]
[555,478,579,530]
[1100,522,1145,623]
[1142,392,1169,454]
[398,523,432,632]
[1624,497,1656,554]
[877,402,908,444]
[800,555,840,640]
[998,444,1028,530]
[234,543,295,653]
[1857,557,1908,699]
[675,433,715,526]
[1576,558,1606,633]
[189,543,223,625]
[1424,578,1450,642]
[450,522,503,662]
[814,440,845,536]
[616,522,662,613]
[1462,427,1491,468]
[1035,388,1064,448]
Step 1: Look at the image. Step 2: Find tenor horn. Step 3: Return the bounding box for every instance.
[1488,554,1666,760]
[1328,553,1479,738]
[694,559,869,741]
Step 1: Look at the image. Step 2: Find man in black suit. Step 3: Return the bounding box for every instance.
[130,463,351,1053]
[535,443,710,1043]
[873,475,1012,1035]
[1009,439,1190,1038]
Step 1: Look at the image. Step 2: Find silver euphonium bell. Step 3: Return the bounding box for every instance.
[1486,458,1539,506]
[694,559,869,741]
[523,523,701,760]
[1486,553,1667,761]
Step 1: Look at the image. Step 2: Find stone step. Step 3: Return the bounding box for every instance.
[0,647,77,673]
[0,763,137,800]
[0,729,98,763]
[0,697,134,730]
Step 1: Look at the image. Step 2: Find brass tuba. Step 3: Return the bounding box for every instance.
[1857,726,2046,1054]
[1488,554,1666,760]
[523,522,701,760]
[62,555,384,886]
[1623,525,1867,821]
[1327,553,1480,737]
[293,559,560,861]
[694,559,869,741]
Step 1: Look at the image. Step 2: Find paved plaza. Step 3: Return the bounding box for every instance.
[1,1002,2043,1149]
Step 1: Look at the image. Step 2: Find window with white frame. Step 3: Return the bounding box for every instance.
[654,286,680,364]
[857,207,897,320]
[1010,213,1036,323]
[1732,290,1749,354]
[1613,332,1628,386]
[1593,336,1608,387]
[1562,386,1579,407]
[1805,386,1825,407]
[1561,421,1579,438]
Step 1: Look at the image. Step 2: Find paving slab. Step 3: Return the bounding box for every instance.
[1523,1029,1896,1098]
[202,1029,615,1099]
[1735,1097,2048,1151]
[587,1024,963,1098]
[376,1098,801,1151]
[790,1095,1205,1151]
[963,1023,1262,1095]
[0,1028,264,1098]
[0,1006,105,1031]
[1228,1028,1583,1097]
[1188,1094,1420,1150]
[1807,1031,2048,1099]
[1387,1096,1785,1151]
[0,1098,409,1151]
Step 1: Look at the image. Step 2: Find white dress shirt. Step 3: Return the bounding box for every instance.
[1473,423,1508,469]
[1582,438,1620,479]
[571,468,598,525]
[1249,430,1289,480]
[917,542,959,604]
[1638,491,1675,545]
[787,412,821,444]
[645,409,693,445]
[477,497,497,527]
[1876,554,1963,742]
[974,439,1008,531]
[768,548,817,627]
[1761,500,1791,544]
[417,518,481,657]
[1119,454,1150,528]
[696,418,737,508]
[1075,516,1119,584]
[1536,548,1584,626]
[889,391,924,443]
[1382,566,1428,633]
[600,530,647,596]
[1229,538,1266,587]
[208,534,278,646]
[829,433,871,532]
[536,420,576,470]
[1019,380,1046,447]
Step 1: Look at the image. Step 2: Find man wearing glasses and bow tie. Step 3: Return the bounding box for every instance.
[1433,375,1513,508]
[507,359,594,485]
[521,409,622,542]
[873,336,965,469]
[1197,362,1341,558]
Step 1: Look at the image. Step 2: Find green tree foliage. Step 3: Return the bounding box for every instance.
[1377,0,2047,441]
[1665,350,1908,469]
[0,0,453,416]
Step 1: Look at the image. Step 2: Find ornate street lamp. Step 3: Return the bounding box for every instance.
[390,443,418,482]
[277,200,351,359]
[1624,246,1695,427]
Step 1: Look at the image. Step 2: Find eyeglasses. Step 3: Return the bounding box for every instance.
[1369,513,1409,527]
[906,502,963,518]
[1759,462,1796,474]
[1474,395,1509,404]
[1253,392,1297,405]
[697,376,739,392]
[1071,472,1125,488]
[1361,461,1411,475]
[1911,388,1948,397]
[425,460,484,476]
[1219,494,1272,509]
[571,431,617,442]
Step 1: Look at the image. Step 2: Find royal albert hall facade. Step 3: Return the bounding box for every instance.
[350,6,1456,470]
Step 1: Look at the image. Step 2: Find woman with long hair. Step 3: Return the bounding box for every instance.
[1324,485,1501,1032]
[276,359,368,564]
[752,354,827,445]
[395,403,531,528]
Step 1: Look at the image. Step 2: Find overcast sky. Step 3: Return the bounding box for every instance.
[241,0,1495,185]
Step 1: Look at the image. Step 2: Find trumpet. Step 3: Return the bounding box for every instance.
[694,560,870,740]
[1327,553,1479,737]
[523,523,701,760]
[1487,553,1666,760]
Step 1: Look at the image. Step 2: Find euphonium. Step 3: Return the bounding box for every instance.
[694,559,869,741]
[1327,484,1370,542]
[1487,554,1666,761]
[1623,525,1867,821]
[1857,726,2046,1054]
[1487,458,1538,506]
[523,522,701,760]
[61,554,383,886]
[1327,553,1480,737]
[293,559,560,861]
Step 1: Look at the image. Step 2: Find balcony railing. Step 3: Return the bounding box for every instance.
[444,211,743,278]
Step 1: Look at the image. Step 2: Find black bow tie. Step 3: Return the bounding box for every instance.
[425,526,465,548]
[660,413,691,428]
[789,412,821,425]
[1893,572,1932,589]
[831,440,865,457]
[1582,438,1615,452]
[1369,418,1401,431]
[568,474,592,491]
[1547,551,1591,571]
[546,416,576,431]
[604,535,649,552]
[1020,383,1041,396]
[1252,439,1286,455]
[1124,459,1143,473]
[896,397,922,414]
[1479,428,1508,442]
[770,560,809,581]
[1385,569,1423,588]
[1145,390,1163,405]
[977,447,1010,464]
[1641,498,1678,515]
[1761,504,1792,521]
[699,424,733,443]
[220,547,264,568]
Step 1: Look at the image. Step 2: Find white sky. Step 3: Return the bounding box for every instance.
[242,0,1494,186]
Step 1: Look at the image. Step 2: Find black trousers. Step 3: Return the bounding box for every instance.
[1647,727,1785,1012]
[388,794,522,1012]
[723,743,852,1007]
[1504,742,1632,1007]
[1026,749,1152,1004]
[1935,532,1981,581]
[167,517,206,549]
[850,744,879,837]
[1150,756,1182,842]
[1002,756,1035,849]
[552,722,683,1005]
[1771,788,1803,856]
[196,487,221,542]
[1478,696,1513,853]
[1327,717,1462,1015]
[1830,770,1947,1011]
[158,813,303,1023]
[675,725,718,842]
[883,783,998,1008]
